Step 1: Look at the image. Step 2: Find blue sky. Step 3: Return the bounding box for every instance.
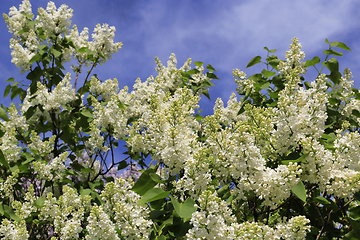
[1,0,360,165]
[1,0,360,111]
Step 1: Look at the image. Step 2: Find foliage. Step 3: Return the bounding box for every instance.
[0,1,360,239]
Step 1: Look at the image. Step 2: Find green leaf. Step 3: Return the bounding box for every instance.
[352,109,360,118]
[81,168,94,173]
[325,38,329,44]
[323,49,342,56]
[344,219,360,240]
[314,196,331,205]
[10,86,23,100]
[291,181,306,202]
[327,71,341,85]
[282,154,308,165]
[117,100,127,109]
[22,152,34,164]
[304,56,320,67]
[327,108,341,117]
[194,61,203,67]
[323,58,339,73]
[24,105,37,120]
[170,196,196,219]
[206,64,216,72]
[149,173,167,183]
[260,82,271,90]
[303,81,311,90]
[268,59,281,70]
[354,191,360,201]
[131,169,157,196]
[261,69,276,78]
[264,47,276,53]
[29,54,40,64]
[269,91,279,99]
[52,48,61,58]
[330,41,352,51]
[195,114,204,121]
[227,193,237,203]
[6,77,14,82]
[98,50,107,60]
[0,108,9,122]
[246,56,261,68]
[2,204,21,222]
[19,88,27,102]
[155,236,167,240]
[118,160,128,170]
[0,150,9,169]
[350,206,360,221]
[328,97,340,106]
[206,72,219,79]
[27,66,43,84]
[203,90,211,100]
[34,197,46,208]
[81,109,93,119]
[138,188,170,203]
[321,133,336,141]
[77,47,88,53]
[217,185,229,198]
[187,69,200,75]
[80,188,92,196]
[237,104,245,115]
[18,28,30,35]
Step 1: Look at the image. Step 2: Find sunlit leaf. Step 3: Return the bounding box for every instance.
[330,41,352,51]
[261,69,275,78]
[138,188,170,203]
[34,197,46,208]
[0,150,9,169]
[170,196,196,219]
[323,49,342,57]
[291,181,306,202]
[304,56,320,67]
[194,61,203,67]
[206,64,216,71]
[0,108,9,122]
[132,169,157,196]
[246,56,261,68]
[314,196,331,205]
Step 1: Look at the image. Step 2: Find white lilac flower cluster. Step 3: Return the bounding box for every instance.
[0,219,29,240]
[233,69,254,96]
[1,180,153,239]
[90,23,123,63]
[0,170,19,202]
[0,104,27,163]
[200,111,302,208]
[68,23,122,67]
[4,0,122,73]
[299,131,360,198]
[39,186,92,239]
[274,73,328,155]
[186,191,310,239]
[90,90,129,141]
[274,38,327,155]
[33,152,68,181]
[36,1,73,36]
[3,0,36,73]
[101,179,153,239]
[21,74,75,120]
[86,205,120,240]
[3,1,360,238]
